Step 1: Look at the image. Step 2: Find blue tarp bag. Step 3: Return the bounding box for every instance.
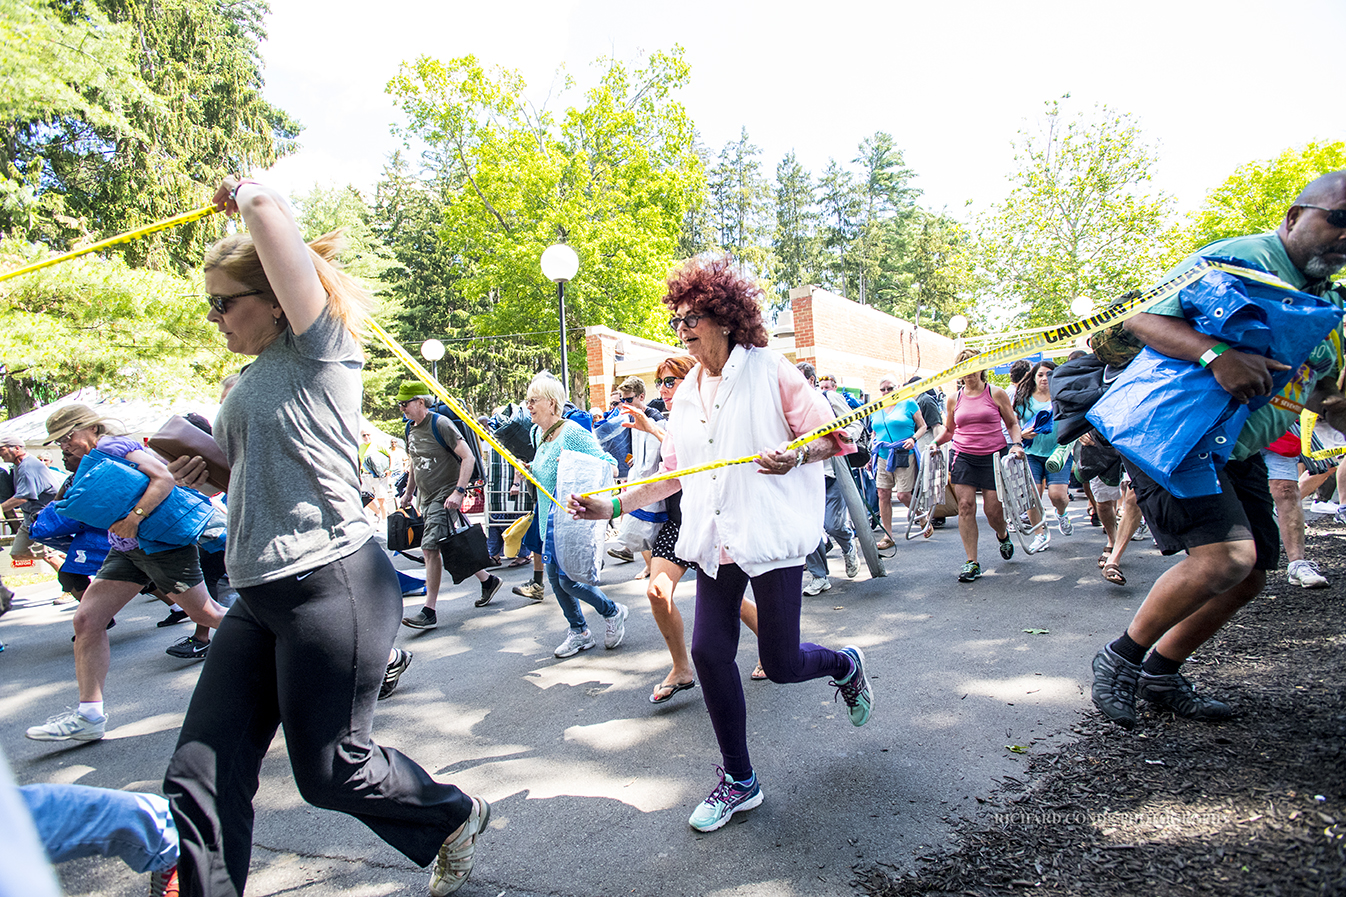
[1088,264,1340,498]
[55,450,214,552]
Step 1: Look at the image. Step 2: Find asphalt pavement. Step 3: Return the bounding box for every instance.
[0,509,1176,897]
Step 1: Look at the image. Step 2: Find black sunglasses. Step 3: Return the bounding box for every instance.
[1299,204,1346,228]
[206,288,263,315]
[879,385,895,393]
[668,313,704,333]
[656,376,681,388]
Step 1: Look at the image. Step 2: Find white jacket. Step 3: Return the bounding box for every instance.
[669,344,825,578]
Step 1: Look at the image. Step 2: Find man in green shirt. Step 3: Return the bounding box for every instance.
[1092,171,1346,729]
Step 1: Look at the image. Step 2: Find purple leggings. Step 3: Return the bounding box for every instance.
[691,563,852,780]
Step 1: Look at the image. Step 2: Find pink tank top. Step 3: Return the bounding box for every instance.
[952,385,1007,455]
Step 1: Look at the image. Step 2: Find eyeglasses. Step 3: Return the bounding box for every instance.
[206,288,263,314]
[668,313,704,333]
[397,400,417,409]
[656,376,681,388]
[1299,204,1346,228]
[55,432,80,447]
[879,385,895,393]
[524,397,541,406]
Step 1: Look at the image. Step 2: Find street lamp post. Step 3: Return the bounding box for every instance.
[948,314,968,349]
[421,338,445,383]
[540,243,579,399]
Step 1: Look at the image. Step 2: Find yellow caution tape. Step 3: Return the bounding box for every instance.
[1300,410,1346,460]
[363,318,560,507]
[580,260,1304,497]
[0,205,221,284]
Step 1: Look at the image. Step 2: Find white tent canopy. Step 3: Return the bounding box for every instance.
[0,388,221,451]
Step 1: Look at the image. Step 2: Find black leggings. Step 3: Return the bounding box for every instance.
[164,539,471,896]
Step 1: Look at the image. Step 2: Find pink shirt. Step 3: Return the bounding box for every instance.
[952,385,1008,455]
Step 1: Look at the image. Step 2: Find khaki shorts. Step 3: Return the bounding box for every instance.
[10,524,57,560]
[421,499,454,552]
[876,456,918,493]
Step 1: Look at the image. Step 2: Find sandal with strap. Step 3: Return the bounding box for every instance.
[751,661,768,681]
[875,535,895,550]
[1098,548,1113,569]
[1102,563,1126,586]
[429,796,491,896]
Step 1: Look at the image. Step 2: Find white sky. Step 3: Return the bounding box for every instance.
[257,0,1345,220]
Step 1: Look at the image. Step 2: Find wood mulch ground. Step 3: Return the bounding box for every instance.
[858,521,1346,896]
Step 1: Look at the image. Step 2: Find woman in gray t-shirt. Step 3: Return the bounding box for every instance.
[163,177,489,897]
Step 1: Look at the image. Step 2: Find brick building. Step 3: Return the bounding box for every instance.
[583,285,959,409]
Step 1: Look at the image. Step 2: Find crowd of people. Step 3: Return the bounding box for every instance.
[1,170,1344,896]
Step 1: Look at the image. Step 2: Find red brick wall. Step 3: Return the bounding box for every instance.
[792,288,959,397]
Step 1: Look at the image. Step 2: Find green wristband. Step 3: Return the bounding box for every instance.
[1198,342,1230,368]
[611,497,622,519]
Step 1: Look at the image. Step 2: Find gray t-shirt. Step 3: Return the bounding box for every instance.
[215,306,373,588]
[408,414,461,505]
[11,453,57,523]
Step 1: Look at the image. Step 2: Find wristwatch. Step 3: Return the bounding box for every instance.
[455,486,469,496]
[131,506,147,517]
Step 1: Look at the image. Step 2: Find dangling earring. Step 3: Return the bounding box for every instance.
[723,330,730,335]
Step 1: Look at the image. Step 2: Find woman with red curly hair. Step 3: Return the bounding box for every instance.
[570,256,873,833]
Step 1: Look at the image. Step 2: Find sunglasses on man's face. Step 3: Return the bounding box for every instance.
[206,288,263,315]
[656,376,681,388]
[1299,204,1346,228]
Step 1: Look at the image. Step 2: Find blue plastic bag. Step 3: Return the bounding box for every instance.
[55,449,214,552]
[1088,266,1340,497]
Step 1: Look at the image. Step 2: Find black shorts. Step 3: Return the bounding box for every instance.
[949,448,1003,492]
[651,518,697,571]
[1124,455,1278,571]
[57,570,92,595]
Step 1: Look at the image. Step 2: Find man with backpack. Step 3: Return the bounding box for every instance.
[395,382,501,629]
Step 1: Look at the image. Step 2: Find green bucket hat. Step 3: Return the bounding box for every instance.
[395,380,431,403]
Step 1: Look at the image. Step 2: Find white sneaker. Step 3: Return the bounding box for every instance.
[1028,532,1051,554]
[843,546,860,578]
[1287,559,1329,589]
[802,573,831,596]
[554,629,596,658]
[1132,522,1150,541]
[1057,513,1073,536]
[603,602,629,649]
[26,709,106,742]
[1309,500,1339,515]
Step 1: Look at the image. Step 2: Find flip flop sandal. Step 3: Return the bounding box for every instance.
[649,679,696,704]
[875,536,895,550]
[751,661,768,681]
[1102,563,1127,585]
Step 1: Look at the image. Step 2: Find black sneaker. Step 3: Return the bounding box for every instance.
[165,636,209,659]
[157,609,190,627]
[958,560,981,582]
[401,608,438,630]
[998,534,1014,560]
[1137,670,1233,720]
[474,575,502,608]
[1091,645,1141,729]
[379,649,413,700]
[932,517,946,528]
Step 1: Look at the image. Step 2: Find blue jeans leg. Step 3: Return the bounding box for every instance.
[546,563,617,632]
[21,783,178,874]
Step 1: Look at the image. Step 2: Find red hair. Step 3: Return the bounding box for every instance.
[663,256,769,349]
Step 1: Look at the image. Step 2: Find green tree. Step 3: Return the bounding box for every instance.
[387,47,704,400]
[0,246,228,416]
[816,160,859,297]
[978,99,1175,330]
[2,0,300,271]
[1173,140,1346,259]
[770,150,819,306]
[851,131,919,308]
[708,127,772,277]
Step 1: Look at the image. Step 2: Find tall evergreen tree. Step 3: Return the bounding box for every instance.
[771,150,819,305]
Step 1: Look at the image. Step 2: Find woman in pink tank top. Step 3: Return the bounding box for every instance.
[935,348,1026,582]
